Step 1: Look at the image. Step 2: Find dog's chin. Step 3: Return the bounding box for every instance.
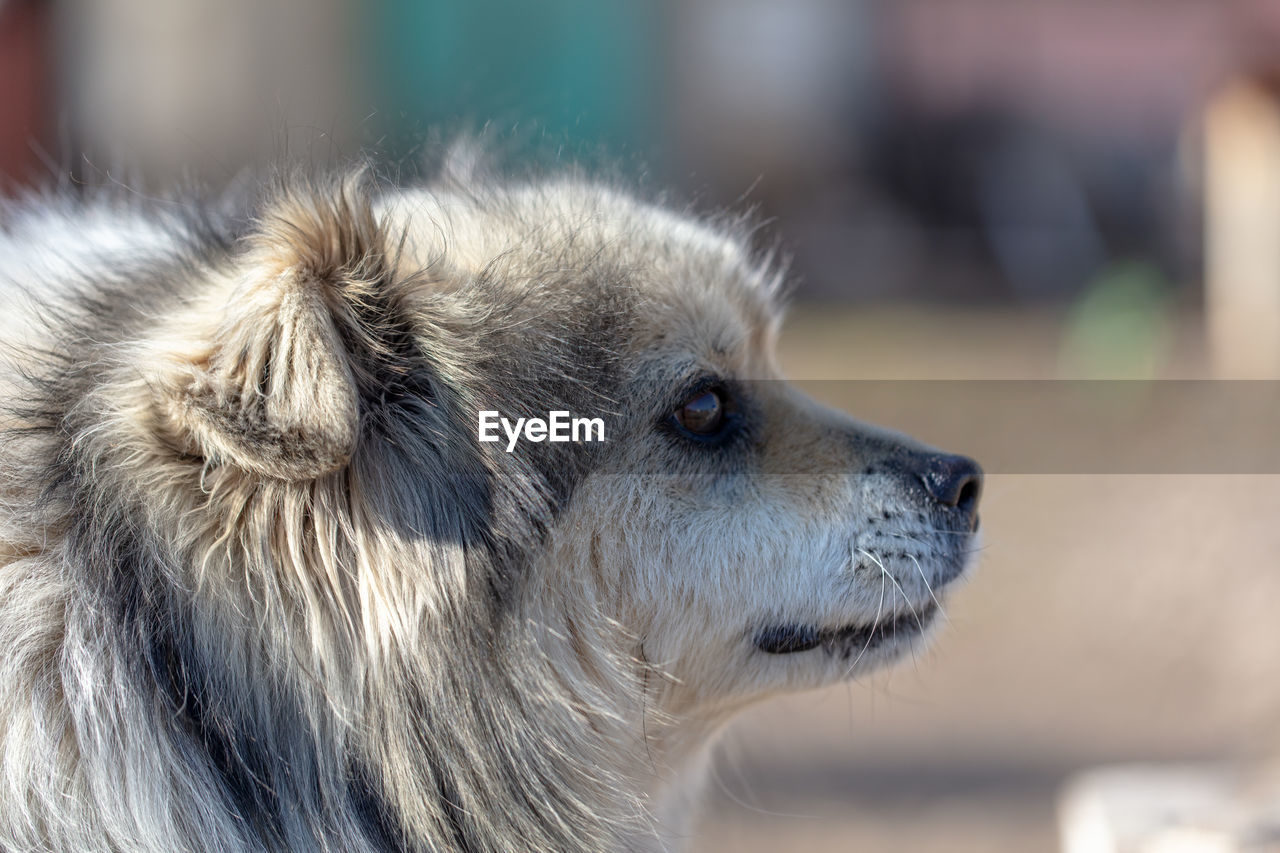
[747,540,974,673]
[752,601,940,663]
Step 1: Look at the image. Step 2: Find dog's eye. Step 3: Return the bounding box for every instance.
[675,389,725,436]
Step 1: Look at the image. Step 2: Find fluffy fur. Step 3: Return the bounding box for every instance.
[0,162,980,852]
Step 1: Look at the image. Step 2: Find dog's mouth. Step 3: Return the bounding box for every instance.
[753,602,939,656]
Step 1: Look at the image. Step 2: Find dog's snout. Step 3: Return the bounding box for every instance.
[920,454,983,522]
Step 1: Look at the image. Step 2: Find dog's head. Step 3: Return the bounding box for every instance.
[425,181,984,717]
[130,173,979,722]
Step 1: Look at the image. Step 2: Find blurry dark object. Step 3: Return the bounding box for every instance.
[864,108,1179,302]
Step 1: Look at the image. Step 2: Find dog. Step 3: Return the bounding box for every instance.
[0,161,982,852]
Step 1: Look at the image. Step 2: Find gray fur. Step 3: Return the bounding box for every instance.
[0,164,979,852]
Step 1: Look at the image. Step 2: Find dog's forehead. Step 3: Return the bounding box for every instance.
[383,182,782,363]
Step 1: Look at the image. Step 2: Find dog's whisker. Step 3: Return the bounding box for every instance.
[858,547,924,635]
[888,528,974,537]
[843,554,889,677]
[907,553,949,626]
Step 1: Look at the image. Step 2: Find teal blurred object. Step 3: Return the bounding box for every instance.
[373,0,660,159]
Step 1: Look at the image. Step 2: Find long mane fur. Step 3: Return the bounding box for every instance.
[0,169,666,852]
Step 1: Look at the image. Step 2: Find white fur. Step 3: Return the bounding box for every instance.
[0,171,978,852]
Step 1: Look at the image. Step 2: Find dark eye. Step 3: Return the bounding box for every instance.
[674,389,725,436]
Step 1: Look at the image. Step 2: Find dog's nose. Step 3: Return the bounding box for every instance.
[919,453,983,522]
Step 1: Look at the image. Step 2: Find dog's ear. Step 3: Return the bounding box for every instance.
[152,177,398,481]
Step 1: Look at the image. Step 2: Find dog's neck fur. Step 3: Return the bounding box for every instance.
[0,174,786,853]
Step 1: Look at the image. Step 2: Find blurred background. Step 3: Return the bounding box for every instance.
[3,1,1280,850]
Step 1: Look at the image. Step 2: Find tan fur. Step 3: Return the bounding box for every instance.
[0,167,980,852]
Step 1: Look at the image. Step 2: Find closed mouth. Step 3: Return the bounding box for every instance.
[753,602,939,657]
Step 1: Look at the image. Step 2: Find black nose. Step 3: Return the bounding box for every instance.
[920,454,983,522]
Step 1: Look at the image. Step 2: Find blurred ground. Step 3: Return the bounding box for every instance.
[690,308,1280,853]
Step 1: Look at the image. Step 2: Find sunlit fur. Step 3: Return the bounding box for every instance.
[0,162,977,852]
